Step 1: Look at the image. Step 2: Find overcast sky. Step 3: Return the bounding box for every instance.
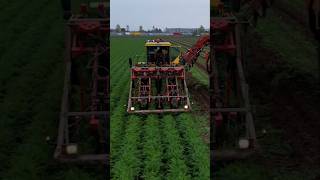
[110,0,209,31]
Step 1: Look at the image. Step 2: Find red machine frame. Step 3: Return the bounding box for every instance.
[54,3,109,163]
[177,4,258,159]
[127,65,191,114]
[208,0,269,160]
[210,17,257,160]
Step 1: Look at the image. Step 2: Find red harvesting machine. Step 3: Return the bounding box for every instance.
[54,0,109,163]
[127,39,191,114]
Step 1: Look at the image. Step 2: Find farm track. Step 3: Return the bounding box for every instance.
[110,37,209,179]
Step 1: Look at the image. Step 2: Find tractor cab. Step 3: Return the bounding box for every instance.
[145,40,171,65]
[143,39,181,66]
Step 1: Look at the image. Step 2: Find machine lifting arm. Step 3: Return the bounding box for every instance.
[181,35,210,72]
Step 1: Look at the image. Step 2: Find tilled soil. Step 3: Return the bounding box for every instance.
[186,72,210,111]
[247,33,320,170]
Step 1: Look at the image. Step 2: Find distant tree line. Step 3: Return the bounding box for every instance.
[115,24,207,34]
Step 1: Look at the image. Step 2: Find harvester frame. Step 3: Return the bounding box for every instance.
[127,40,191,114]
[176,22,257,160]
[208,0,320,162]
[208,0,274,161]
[54,1,109,163]
[210,17,257,160]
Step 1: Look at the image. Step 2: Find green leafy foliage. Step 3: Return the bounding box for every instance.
[142,115,162,179]
[162,115,190,180]
[110,37,209,179]
[112,116,142,179]
[0,0,106,179]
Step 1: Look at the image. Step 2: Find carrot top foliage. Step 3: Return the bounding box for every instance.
[110,36,209,179]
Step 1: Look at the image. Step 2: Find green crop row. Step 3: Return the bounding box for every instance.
[0,0,58,86]
[110,37,209,179]
[177,114,210,179]
[0,0,106,179]
[110,106,127,163]
[0,0,38,24]
[162,115,190,180]
[0,0,52,58]
[112,116,142,179]
[110,37,145,172]
[142,115,162,180]
[0,13,63,176]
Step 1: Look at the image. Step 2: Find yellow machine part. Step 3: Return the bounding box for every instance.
[144,41,181,65]
[171,56,181,65]
[145,42,172,46]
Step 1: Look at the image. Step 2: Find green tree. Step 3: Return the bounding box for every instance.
[116,24,121,32]
[199,25,205,34]
[139,25,144,32]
